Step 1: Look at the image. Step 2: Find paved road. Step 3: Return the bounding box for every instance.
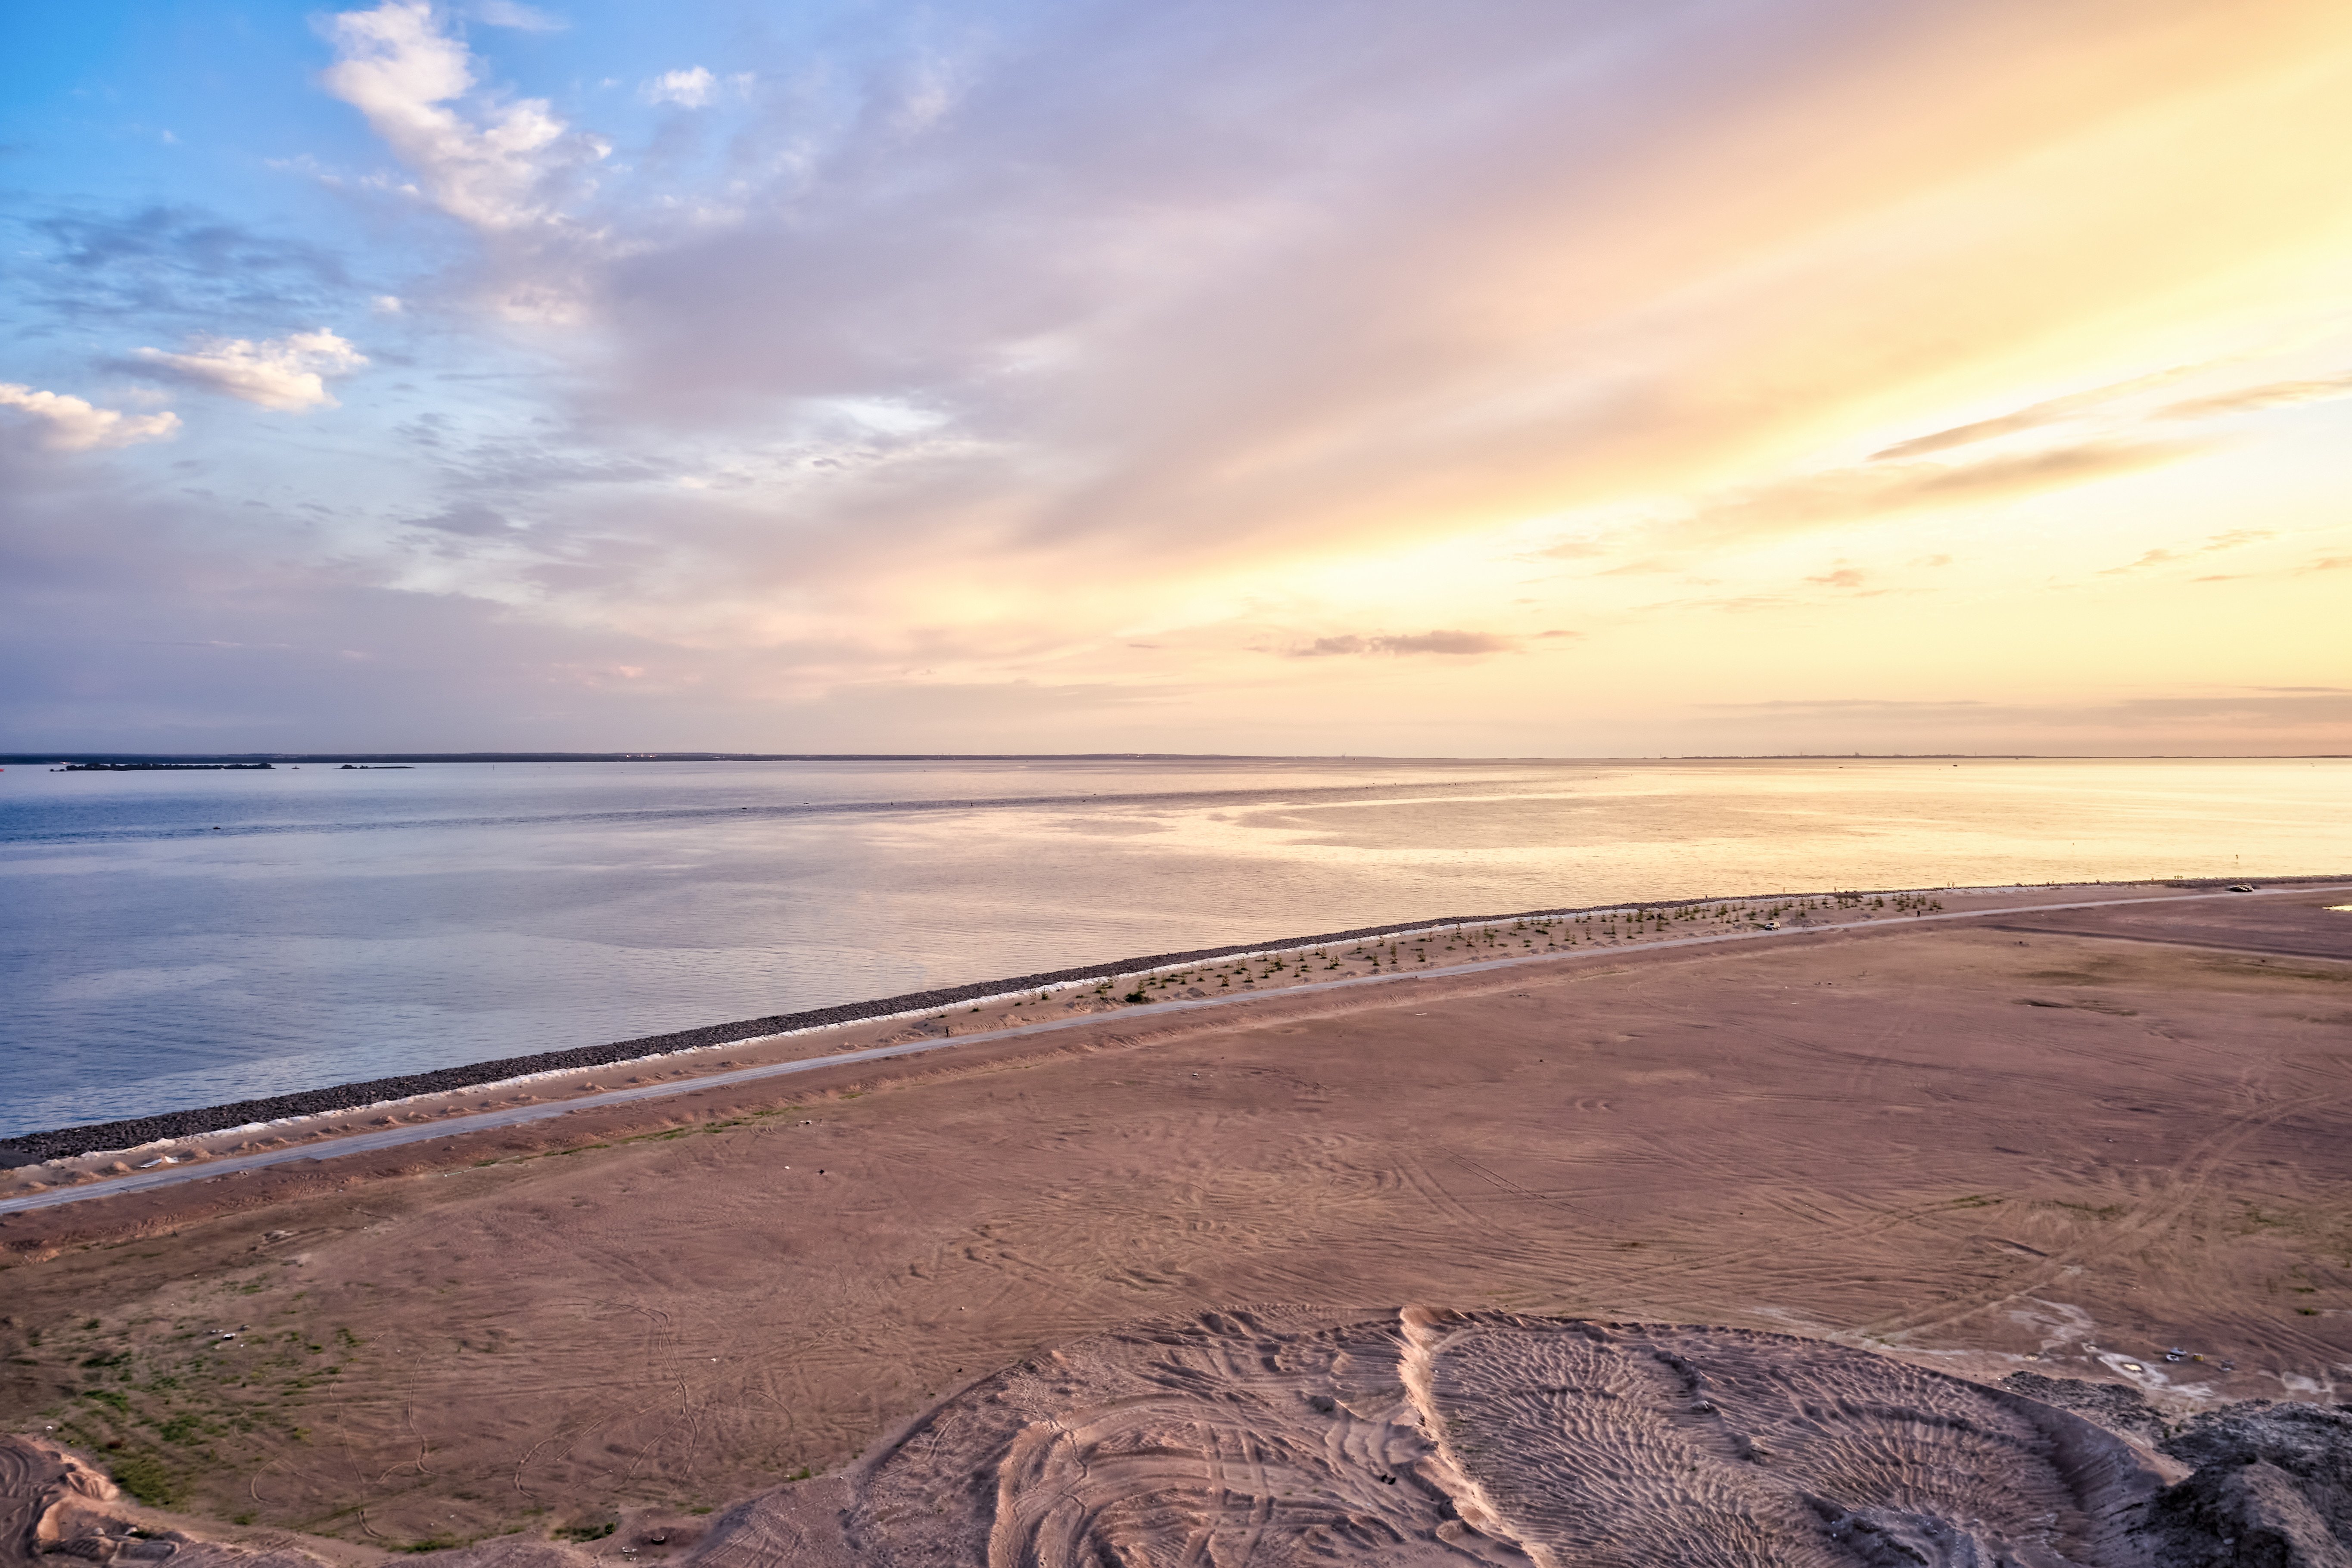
[6,883,2342,1216]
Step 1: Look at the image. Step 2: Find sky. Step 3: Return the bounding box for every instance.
[3,0,2349,757]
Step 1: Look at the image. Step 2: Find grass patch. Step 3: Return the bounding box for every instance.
[156,1413,207,1444]
[109,1453,185,1507]
[554,1521,616,1542]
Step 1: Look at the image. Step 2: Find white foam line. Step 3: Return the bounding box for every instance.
[6,882,2343,1216]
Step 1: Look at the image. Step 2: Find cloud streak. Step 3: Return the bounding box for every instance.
[1867,367,2200,460]
[2156,373,2352,420]
[1290,631,1521,658]
[1675,442,2196,543]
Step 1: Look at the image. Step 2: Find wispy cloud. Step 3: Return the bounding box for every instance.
[320,0,603,235]
[1289,630,1520,657]
[2155,372,2352,420]
[641,67,716,108]
[25,205,353,325]
[1678,442,2195,543]
[1868,367,2198,461]
[0,384,181,450]
[1702,689,2352,732]
[406,501,519,537]
[132,330,367,411]
[2098,528,2274,575]
[475,0,565,31]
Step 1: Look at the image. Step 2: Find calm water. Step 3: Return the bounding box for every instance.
[1,756,2344,1137]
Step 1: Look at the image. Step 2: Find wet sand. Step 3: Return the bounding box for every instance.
[2,882,2348,1564]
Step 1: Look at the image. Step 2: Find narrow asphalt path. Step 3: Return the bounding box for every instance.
[6,883,2342,1216]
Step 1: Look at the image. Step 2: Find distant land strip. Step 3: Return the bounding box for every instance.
[5,874,2343,1167]
[9,751,1477,764]
[11,752,2346,765]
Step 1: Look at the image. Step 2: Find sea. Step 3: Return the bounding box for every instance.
[1,755,2344,1139]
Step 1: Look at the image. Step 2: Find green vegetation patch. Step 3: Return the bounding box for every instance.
[109,1452,186,1507]
[156,1412,212,1444]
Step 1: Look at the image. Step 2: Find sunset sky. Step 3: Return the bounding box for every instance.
[4,0,2348,756]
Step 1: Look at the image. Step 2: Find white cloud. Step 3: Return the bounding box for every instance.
[133,330,368,412]
[476,0,565,30]
[641,67,716,108]
[0,384,181,451]
[320,0,588,233]
[372,294,406,314]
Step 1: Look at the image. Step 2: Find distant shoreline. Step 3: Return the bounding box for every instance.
[5,871,2341,1167]
[6,751,2348,765]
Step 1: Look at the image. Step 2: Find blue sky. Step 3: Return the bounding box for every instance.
[3,0,2348,753]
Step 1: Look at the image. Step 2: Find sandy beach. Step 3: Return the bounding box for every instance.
[4,879,2349,1565]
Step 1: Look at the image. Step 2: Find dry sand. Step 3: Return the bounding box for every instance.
[3,883,2349,1564]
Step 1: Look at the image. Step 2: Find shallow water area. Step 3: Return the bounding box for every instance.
[1,754,2343,1136]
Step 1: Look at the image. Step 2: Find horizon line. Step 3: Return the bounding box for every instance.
[5,751,2350,766]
